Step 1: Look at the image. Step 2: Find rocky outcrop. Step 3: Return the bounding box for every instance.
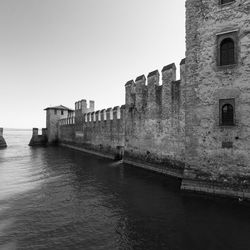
[0,128,7,148]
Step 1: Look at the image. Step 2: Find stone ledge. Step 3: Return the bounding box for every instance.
[181,179,250,201]
[123,159,183,179]
[29,135,48,147]
[60,143,116,160]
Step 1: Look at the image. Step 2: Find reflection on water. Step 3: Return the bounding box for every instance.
[0,129,250,250]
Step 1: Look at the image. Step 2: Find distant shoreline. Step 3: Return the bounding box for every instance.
[4,128,32,131]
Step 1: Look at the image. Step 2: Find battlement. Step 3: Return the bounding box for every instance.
[59,117,75,126]
[30,128,47,136]
[75,99,95,115]
[126,60,184,89]
[81,105,125,124]
[125,60,186,118]
[59,101,125,128]
[58,60,185,128]
[29,128,48,146]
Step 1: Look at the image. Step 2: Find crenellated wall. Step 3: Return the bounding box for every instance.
[57,61,186,174]
[59,103,125,160]
[124,62,186,178]
[58,60,186,169]
[29,128,48,146]
[41,0,250,201]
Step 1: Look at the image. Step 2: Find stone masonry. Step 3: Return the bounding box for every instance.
[123,65,185,178]
[182,0,250,199]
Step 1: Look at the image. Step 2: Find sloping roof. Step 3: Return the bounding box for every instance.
[44,105,73,111]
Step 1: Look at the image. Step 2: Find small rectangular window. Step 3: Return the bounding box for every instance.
[219,99,235,126]
[61,110,64,115]
[222,141,233,148]
[220,0,234,5]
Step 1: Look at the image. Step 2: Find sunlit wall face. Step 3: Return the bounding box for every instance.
[0,0,185,129]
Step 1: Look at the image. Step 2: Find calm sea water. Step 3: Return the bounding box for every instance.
[0,130,250,250]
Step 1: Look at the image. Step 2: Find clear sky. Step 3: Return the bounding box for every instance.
[0,0,186,129]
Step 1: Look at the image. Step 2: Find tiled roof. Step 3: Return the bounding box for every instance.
[44,105,73,111]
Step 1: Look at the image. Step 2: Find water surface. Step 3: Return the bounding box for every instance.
[0,130,250,250]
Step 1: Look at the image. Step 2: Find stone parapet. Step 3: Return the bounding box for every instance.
[29,128,48,146]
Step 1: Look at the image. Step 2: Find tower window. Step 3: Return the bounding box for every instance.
[219,99,235,126]
[222,104,234,125]
[217,31,237,67]
[220,38,235,66]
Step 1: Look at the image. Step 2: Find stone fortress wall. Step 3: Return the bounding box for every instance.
[182,0,250,199]
[41,0,250,200]
[58,61,186,177]
[123,62,186,178]
[58,100,126,160]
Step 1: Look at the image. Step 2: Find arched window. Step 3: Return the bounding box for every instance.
[220,38,235,66]
[221,104,234,125]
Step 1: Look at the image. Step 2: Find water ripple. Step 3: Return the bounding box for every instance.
[0,130,250,250]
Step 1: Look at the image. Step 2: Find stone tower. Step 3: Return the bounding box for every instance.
[45,105,73,144]
[182,0,250,198]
